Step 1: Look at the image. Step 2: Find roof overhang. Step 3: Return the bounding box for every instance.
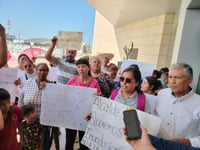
[188,0,200,9]
[87,0,181,26]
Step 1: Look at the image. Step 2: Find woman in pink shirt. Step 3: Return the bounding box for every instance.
[67,58,101,92]
[66,58,100,150]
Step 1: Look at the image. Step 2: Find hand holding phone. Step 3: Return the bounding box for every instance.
[123,109,141,140]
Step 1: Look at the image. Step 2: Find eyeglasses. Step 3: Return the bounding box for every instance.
[120,77,133,84]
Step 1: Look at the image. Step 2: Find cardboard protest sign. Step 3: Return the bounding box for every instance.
[56,31,83,50]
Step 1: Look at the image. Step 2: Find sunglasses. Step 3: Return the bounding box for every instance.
[120,77,133,84]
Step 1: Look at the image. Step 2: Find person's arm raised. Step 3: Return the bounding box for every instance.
[0,24,7,68]
[45,36,57,64]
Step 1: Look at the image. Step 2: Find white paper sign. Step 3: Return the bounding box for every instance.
[120,60,155,79]
[0,68,18,103]
[82,96,161,150]
[40,84,96,131]
[0,68,17,83]
[47,67,57,81]
[144,93,157,114]
[56,31,83,50]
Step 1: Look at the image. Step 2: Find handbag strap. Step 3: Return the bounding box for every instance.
[76,76,94,87]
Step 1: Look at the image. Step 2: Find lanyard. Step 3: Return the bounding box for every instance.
[25,73,28,80]
[35,79,41,90]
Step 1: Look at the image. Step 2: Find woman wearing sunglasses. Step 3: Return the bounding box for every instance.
[110,67,151,112]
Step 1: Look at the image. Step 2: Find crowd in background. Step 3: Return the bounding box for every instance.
[1,24,200,150]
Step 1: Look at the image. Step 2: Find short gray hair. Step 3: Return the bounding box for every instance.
[170,63,193,78]
[90,56,102,64]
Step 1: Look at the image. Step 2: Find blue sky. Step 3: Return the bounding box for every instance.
[0,0,95,44]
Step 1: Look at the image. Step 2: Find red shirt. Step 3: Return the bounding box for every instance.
[0,105,23,150]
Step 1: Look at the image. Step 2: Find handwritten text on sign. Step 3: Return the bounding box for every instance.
[81,96,161,150]
[56,31,83,50]
[40,84,96,131]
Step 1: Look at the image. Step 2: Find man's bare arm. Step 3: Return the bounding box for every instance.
[45,36,57,64]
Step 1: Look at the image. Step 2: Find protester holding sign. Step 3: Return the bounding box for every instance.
[66,58,101,150]
[45,36,78,84]
[15,54,30,79]
[14,54,30,104]
[17,59,36,91]
[110,67,151,113]
[0,24,7,68]
[46,35,80,150]
[19,63,59,150]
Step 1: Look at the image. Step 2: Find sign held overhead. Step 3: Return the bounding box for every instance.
[56,31,83,50]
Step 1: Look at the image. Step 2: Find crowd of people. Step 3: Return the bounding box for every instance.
[0,23,200,150]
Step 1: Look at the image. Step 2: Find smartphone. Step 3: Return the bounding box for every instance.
[123,109,141,140]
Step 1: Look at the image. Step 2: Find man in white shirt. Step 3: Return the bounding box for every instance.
[155,63,200,147]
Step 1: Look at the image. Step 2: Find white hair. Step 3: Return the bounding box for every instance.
[170,63,193,78]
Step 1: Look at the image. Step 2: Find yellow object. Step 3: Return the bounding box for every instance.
[126,107,135,111]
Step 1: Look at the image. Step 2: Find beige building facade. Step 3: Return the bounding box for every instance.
[93,11,176,69]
